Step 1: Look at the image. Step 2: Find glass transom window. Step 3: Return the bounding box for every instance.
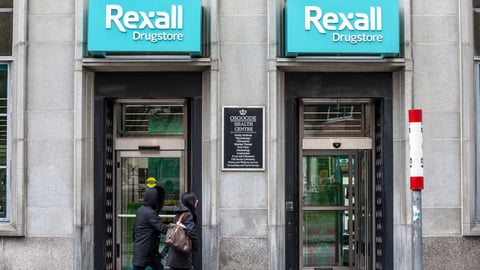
[303,100,372,137]
[116,101,185,137]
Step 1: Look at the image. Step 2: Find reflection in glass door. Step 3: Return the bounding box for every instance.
[116,151,184,270]
[301,151,372,269]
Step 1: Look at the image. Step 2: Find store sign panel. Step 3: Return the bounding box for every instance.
[88,0,201,55]
[285,0,399,56]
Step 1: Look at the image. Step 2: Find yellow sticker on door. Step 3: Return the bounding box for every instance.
[146,177,157,188]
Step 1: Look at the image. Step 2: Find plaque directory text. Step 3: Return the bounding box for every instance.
[222,106,264,171]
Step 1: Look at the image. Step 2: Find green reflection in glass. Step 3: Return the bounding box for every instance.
[303,156,346,206]
[303,211,344,267]
[148,112,183,134]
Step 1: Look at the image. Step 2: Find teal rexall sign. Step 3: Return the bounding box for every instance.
[285,0,399,56]
[88,0,202,55]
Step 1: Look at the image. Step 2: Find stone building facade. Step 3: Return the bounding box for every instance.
[0,0,479,269]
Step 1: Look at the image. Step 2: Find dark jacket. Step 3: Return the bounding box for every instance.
[133,187,168,267]
[167,203,198,269]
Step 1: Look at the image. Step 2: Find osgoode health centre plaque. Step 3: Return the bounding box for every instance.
[222,106,265,171]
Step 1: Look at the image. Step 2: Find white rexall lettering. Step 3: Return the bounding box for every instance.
[303,6,383,33]
[106,5,126,32]
[124,11,139,29]
[178,5,183,29]
[171,5,177,29]
[155,12,170,29]
[139,12,154,29]
[305,6,324,33]
[376,7,382,30]
[353,13,368,30]
[323,13,339,31]
[104,4,185,31]
[369,7,375,30]
[337,13,353,30]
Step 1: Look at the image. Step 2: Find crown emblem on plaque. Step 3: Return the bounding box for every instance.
[239,109,247,115]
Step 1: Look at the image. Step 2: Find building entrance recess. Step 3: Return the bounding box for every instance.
[284,72,393,270]
[93,73,203,270]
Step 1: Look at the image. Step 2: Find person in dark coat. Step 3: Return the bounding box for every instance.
[167,192,199,270]
[133,186,168,270]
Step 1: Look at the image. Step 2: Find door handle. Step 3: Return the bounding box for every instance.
[286,201,294,212]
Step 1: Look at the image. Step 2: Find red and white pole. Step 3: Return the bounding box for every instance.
[409,109,424,190]
[409,109,423,270]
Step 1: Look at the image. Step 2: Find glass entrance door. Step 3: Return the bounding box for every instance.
[116,150,184,270]
[301,151,372,269]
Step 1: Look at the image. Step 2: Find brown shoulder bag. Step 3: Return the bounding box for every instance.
[165,212,192,253]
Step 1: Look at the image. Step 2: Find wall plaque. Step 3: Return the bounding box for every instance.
[222,106,264,171]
